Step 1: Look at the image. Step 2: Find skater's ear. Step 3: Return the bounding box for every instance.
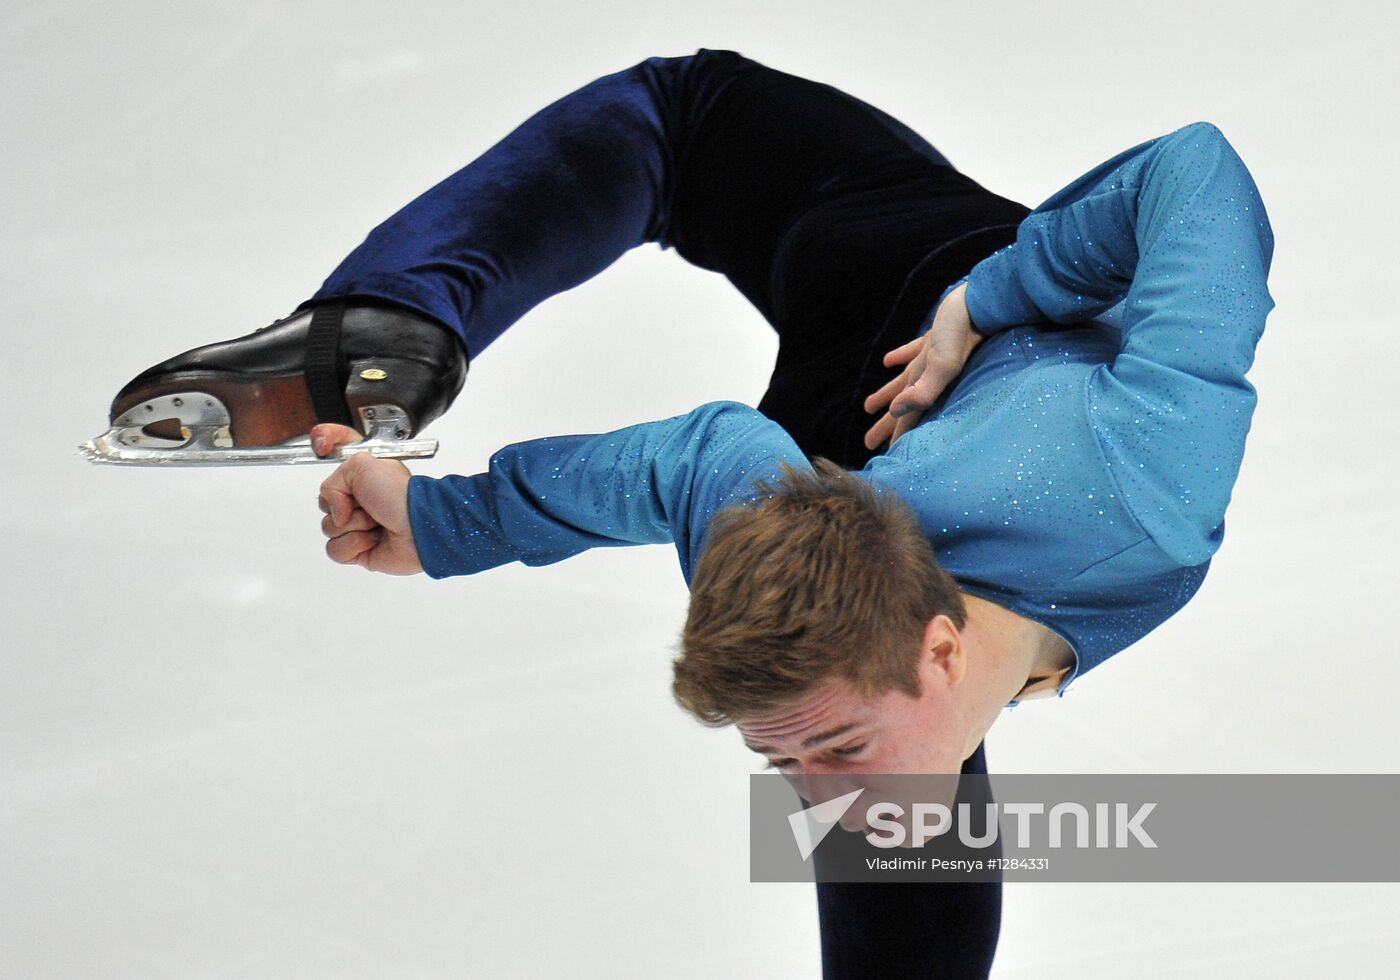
[311,422,363,457]
[919,615,966,688]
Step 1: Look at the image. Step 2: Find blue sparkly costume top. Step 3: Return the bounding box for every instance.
[404,108,1275,689]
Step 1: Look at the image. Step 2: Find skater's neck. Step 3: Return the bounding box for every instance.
[950,593,1074,755]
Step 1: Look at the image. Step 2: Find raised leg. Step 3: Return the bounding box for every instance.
[99,50,1027,462]
[304,46,1028,402]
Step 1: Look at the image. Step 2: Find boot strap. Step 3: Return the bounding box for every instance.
[305,302,355,427]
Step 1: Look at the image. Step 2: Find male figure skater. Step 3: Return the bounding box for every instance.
[103,50,1275,977]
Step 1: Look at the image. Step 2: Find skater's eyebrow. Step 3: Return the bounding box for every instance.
[743,722,863,754]
[800,722,862,749]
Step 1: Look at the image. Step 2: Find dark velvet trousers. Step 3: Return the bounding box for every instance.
[309,49,1031,979]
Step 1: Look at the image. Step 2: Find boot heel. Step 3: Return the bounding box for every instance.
[345,357,444,435]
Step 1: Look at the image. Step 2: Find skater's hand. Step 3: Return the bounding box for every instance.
[318,451,423,575]
[862,281,983,452]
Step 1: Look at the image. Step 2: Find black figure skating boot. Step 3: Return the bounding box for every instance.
[81,302,467,465]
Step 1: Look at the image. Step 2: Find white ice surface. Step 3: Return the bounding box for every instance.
[4,1,1399,976]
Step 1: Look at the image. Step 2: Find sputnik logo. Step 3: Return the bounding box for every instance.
[787,789,864,861]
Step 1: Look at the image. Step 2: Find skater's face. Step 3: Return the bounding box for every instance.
[734,619,970,781]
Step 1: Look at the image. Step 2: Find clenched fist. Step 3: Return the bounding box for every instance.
[314,423,424,575]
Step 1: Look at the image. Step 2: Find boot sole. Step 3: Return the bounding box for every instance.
[111,372,322,447]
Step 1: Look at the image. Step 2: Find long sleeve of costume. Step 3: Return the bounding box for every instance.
[960,122,1276,565]
[407,401,808,582]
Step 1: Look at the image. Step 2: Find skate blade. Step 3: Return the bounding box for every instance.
[79,393,438,466]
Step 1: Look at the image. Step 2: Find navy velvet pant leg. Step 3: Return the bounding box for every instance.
[306,49,1025,979]
[304,50,1028,475]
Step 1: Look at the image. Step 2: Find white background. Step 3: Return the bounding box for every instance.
[4,1,1398,976]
